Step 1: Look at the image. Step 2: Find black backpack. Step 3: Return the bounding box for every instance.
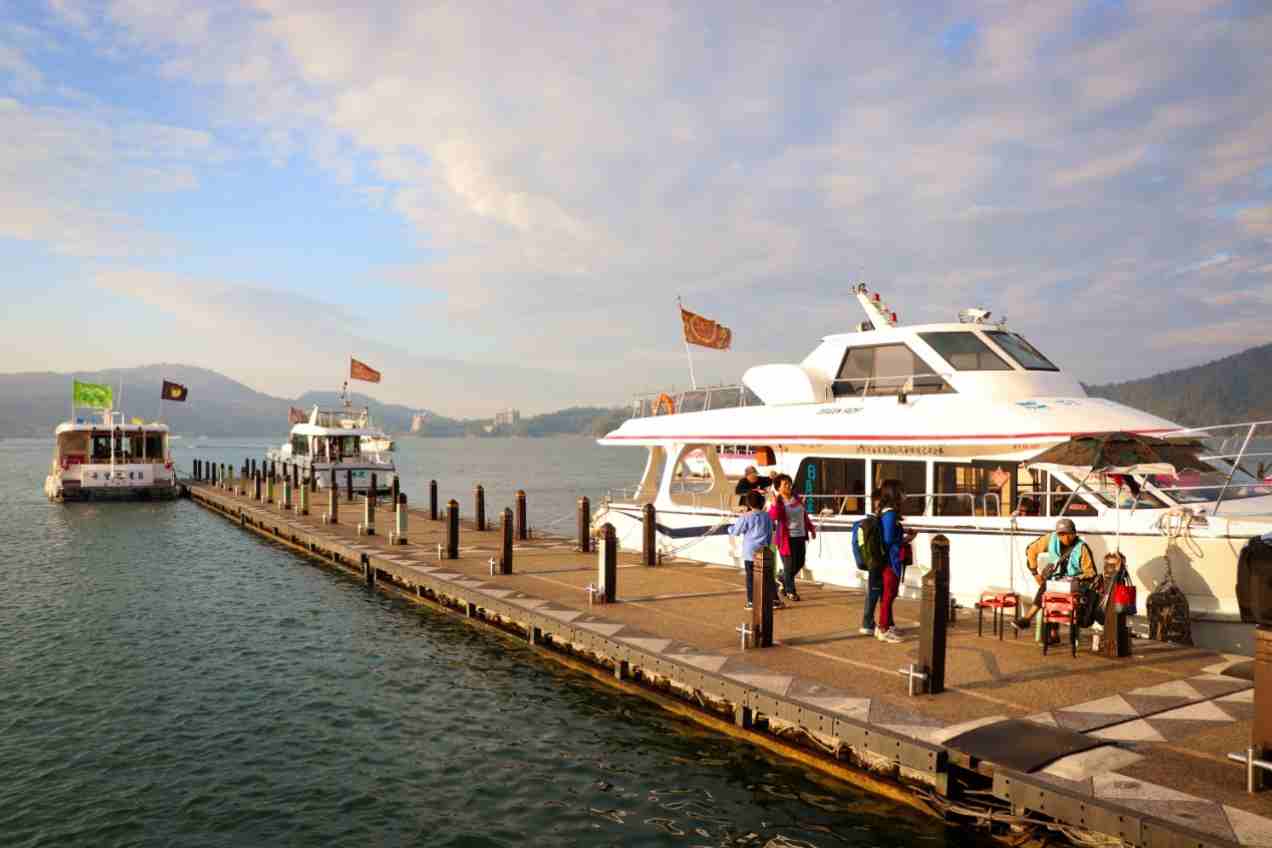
[852,513,887,572]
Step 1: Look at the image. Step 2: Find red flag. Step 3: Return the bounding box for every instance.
[350,357,381,383]
[289,406,307,425]
[680,306,732,350]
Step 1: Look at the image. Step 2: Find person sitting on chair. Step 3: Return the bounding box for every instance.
[1014,518,1097,630]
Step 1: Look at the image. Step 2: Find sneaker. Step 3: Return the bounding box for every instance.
[787,592,801,602]
[858,626,875,636]
[877,628,903,644]
[773,597,786,609]
[745,601,753,610]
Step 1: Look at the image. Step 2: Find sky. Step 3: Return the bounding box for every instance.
[1,0,1270,416]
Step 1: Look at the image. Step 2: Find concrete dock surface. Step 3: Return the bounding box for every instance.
[187,480,1272,847]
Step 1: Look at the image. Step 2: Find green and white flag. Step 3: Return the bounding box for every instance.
[73,380,113,409]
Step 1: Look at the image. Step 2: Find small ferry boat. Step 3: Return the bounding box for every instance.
[267,404,396,494]
[362,431,395,453]
[45,411,178,501]
[596,285,1272,645]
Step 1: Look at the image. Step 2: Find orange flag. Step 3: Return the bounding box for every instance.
[350,357,381,383]
[288,406,308,425]
[680,306,732,350]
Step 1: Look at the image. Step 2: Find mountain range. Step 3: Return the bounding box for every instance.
[1,342,1268,436]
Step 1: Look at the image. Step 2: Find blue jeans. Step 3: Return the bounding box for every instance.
[861,568,884,630]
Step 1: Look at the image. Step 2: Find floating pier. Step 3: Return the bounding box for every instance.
[184,474,1272,848]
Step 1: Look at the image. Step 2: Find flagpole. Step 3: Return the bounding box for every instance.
[677,296,697,389]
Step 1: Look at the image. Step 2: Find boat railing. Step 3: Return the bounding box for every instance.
[631,383,763,418]
[1162,420,1272,514]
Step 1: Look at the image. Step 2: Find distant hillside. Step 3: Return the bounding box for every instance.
[1085,342,1272,427]
[0,365,620,438]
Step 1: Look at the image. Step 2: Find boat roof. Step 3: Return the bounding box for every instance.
[56,421,170,434]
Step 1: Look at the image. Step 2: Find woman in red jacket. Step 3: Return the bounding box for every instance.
[769,474,816,601]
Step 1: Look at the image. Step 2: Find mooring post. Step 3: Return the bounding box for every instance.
[515,490,527,540]
[1102,567,1133,659]
[578,496,591,553]
[292,462,299,491]
[391,493,408,544]
[390,475,399,511]
[345,468,353,503]
[599,522,616,603]
[1252,629,1272,787]
[364,554,374,587]
[369,471,377,521]
[252,470,261,501]
[642,503,657,566]
[282,474,292,512]
[326,467,338,525]
[308,467,316,494]
[359,472,376,536]
[447,499,460,559]
[500,507,513,574]
[752,546,775,647]
[428,479,438,520]
[918,535,950,695]
[297,476,309,515]
[475,484,486,531]
[193,459,200,480]
[266,469,275,504]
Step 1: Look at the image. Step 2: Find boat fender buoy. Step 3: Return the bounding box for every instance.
[655,393,676,416]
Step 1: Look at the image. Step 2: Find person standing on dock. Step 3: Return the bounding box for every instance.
[875,479,910,644]
[770,474,815,602]
[729,491,781,610]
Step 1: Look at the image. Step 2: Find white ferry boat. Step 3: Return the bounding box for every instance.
[45,411,178,501]
[267,404,396,494]
[595,285,1272,646]
[362,432,395,453]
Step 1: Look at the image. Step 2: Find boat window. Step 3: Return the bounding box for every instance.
[127,433,145,460]
[832,344,951,397]
[1146,466,1272,504]
[871,460,927,514]
[706,386,741,410]
[985,332,1058,371]
[794,458,867,515]
[919,332,1011,371]
[934,463,1012,516]
[92,433,112,461]
[1015,467,1047,516]
[291,434,310,456]
[1049,481,1098,517]
[145,433,164,459]
[671,447,714,495]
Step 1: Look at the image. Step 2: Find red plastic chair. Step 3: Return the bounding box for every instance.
[975,591,1019,640]
[1041,591,1079,657]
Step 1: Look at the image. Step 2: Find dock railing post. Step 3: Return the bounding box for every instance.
[1256,625,1271,790]
[359,472,376,536]
[500,508,513,574]
[475,484,486,531]
[515,490,527,540]
[918,535,950,695]
[578,496,591,552]
[391,494,408,544]
[642,503,657,566]
[599,523,616,603]
[447,499,460,559]
[1102,570,1133,658]
[282,474,292,512]
[429,479,438,520]
[253,470,261,502]
[345,468,353,503]
[266,468,275,504]
[390,475,399,511]
[326,467,338,525]
[752,546,775,647]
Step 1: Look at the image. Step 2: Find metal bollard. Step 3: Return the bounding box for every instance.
[429,479,438,520]
[500,507,513,574]
[446,499,460,559]
[578,496,591,553]
[642,503,657,566]
[598,523,616,603]
[515,490,527,540]
[297,479,309,515]
[475,484,486,532]
[390,474,399,510]
[282,477,292,512]
[752,546,775,647]
[368,472,377,524]
[918,535,950,695]
[253,470,262,501]
[391,493,408,544]
[345,468,353,503]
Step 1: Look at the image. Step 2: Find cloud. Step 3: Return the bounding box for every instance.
[1238,205,1272,236]
[1173,253,1233,275]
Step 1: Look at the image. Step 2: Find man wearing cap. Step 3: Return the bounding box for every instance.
[734,465,776,506]
[1014,518,1097,630]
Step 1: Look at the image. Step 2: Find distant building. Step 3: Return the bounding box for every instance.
[493,408,520,430]
[410,413,428,434]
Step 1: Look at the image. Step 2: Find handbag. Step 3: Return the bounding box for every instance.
[1113,577,1137,616]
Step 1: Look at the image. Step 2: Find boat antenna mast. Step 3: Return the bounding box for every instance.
[853,283,898,331]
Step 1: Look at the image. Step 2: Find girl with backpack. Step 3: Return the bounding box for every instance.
[769,474,816,601]
[875,479,909,643]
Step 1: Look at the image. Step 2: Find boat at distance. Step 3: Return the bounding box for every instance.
[267,404,396,494]
[45,410,178,501]
[595,284,1272,651]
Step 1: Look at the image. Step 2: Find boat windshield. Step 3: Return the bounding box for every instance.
[919,332,1011,371]
[1146,464,1272,504]
[984,331,1058,371]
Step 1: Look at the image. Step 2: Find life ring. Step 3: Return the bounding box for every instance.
[655,393,676,416]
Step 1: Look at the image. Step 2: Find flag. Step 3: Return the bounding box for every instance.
[289,406,308,425]
[350,357,381,383]
[73,380,113,409]
[161,380,188,402]
[680,306,732,350]
[130,417,144,425]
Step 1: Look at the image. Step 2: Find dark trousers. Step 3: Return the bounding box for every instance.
[780,537,807,594]
[744,559,779,605]
[862,568,884,630]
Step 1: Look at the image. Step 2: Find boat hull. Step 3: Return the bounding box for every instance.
[45,476,180,502]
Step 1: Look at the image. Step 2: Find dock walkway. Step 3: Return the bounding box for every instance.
[186,480,1272,848]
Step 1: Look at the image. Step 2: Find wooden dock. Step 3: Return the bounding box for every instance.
[185,477,1272,848]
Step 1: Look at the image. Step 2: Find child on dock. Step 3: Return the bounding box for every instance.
[729,491,781,610]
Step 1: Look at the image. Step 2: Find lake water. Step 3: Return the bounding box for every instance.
[0,436,980,847]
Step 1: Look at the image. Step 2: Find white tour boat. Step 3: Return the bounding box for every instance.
[267,404,396,494]
[45,410,178,501]
[595,285,1272,649]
